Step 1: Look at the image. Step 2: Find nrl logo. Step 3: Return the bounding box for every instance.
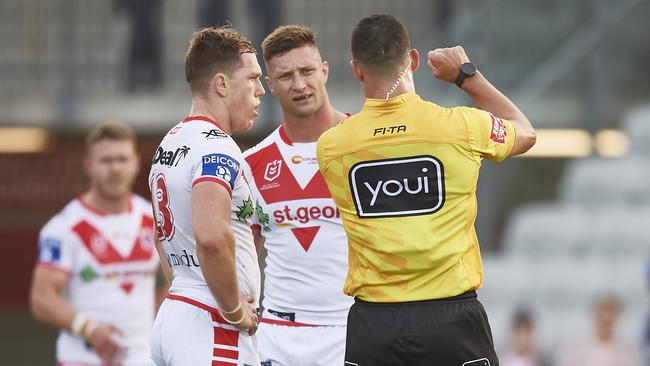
[264,159,282,182]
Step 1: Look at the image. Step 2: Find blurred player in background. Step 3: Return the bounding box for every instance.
[501,308,549,366]
[29,123,160,365]
[242,25,352,366]
[148,26,264,366]
[555,294,642,366]
[317,14,536,365]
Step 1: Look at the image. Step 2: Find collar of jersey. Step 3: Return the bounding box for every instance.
[279,112,352,146]
[77,195,134,217]
[182,115,226,133]
[278,124,294,146]
[363,92,420,110]
[278,124,318,147]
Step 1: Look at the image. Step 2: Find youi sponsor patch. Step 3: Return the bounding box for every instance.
[39,237,62,262]
[201,153,240,189]
[349,155,445,218]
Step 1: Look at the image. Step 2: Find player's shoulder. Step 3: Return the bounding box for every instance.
[242,127,283,173]
[40,199,84,238]
[130,195,153,217]
[172,123,242,165]
[243,126,281,158]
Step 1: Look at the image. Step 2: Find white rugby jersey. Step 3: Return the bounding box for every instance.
[243,124,352,326]
[148,116,261,311]
[37,195,157,365]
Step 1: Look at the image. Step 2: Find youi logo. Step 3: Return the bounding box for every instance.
[349,155,445,218]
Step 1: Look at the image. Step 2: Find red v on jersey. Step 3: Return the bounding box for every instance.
[245,143,330,204]
[72,215,154,265]
[290,226,320,252]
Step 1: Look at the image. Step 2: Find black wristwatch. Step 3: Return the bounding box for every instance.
[454,62,477,88]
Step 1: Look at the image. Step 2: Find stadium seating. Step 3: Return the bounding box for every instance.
[481,105,650,355]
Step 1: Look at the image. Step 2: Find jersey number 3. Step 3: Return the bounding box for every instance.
[152,173,175,241]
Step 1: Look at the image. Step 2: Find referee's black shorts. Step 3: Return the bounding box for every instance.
[344,291,498,366]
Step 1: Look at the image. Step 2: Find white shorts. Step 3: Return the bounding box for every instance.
[257,320,346,366]
[151,295,260,366]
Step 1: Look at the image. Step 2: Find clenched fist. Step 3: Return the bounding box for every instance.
[427,46,471,84]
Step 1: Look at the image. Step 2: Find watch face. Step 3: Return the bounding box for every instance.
[461,62,477,75]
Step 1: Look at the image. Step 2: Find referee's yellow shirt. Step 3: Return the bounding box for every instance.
[317,92,515,302]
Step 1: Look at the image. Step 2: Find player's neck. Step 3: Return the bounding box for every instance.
[82,190,131,215]
[189,97,230,134]
[282,103,345,143]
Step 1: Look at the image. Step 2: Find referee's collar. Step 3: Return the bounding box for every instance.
[363,92,420,110]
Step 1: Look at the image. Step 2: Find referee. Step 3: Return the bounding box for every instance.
[316,14,536,365]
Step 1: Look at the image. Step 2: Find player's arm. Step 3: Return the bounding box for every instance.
[252,225,265,255]
[29,265,124,362]
[30,266,76,331]
[192,181,258,334]
[427,46,536,157]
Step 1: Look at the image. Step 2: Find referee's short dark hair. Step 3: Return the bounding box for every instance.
[351,14,411,79]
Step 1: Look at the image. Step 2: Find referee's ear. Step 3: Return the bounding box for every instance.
[409,49,420,72]
[351,59,364,83]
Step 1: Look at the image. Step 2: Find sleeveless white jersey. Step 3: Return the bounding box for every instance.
[243,125,352,326]
[36,195,158,365]
[148,116,261,310]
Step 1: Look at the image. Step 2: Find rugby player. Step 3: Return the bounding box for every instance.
[148,27,265,365]
[242,25,352,366]
[317,14,536,365]
[29,123,160,365]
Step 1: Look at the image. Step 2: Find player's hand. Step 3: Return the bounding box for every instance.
[88,324,125,364]
[222,295,258,336]
[427,46,470,84]
[237,294,258,336]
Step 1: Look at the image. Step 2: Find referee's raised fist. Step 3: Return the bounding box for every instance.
[427,46,470,84]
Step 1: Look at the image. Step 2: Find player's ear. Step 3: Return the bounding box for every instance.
[212,73,228,97]
[410,49,420,72]
[265,76,276,96]
[322,60,330,83]
[351,59,364,83]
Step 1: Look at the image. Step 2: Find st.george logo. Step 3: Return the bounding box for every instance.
[349,155,445,218]
[264,159,282,182]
